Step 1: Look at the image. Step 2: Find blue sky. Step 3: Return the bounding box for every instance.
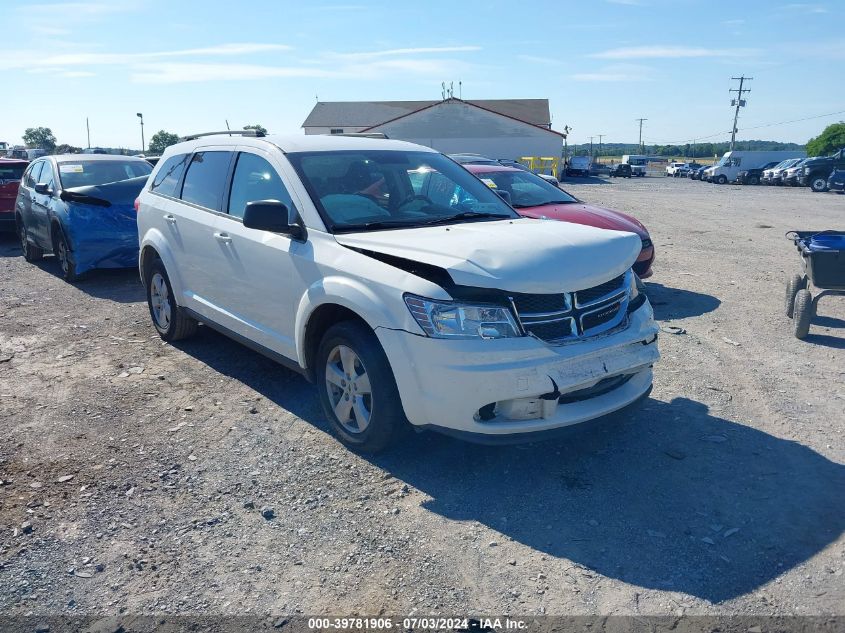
[2,0,842,151]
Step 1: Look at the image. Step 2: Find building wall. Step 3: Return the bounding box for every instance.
[303,126,367,135]
[368,101,562,160]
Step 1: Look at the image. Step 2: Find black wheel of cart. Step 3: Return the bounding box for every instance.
[785,273,807,318]
[793,289,814,339]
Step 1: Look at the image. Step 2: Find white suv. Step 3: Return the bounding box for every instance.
[137,132,659,452]
[665,162,688,177]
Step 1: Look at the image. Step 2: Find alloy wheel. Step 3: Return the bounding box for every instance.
[325,345,372,434]
[150,272,172,330]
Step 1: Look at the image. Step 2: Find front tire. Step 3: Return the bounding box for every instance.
[749,175,760,185]
[52,227,78,282]
[716,175,728,184]
[146,259,197,341]
[793,290,814,339]
[18,221,43,262]
[316,321,407,453]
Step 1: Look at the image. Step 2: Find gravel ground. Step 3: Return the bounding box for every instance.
[1,177,843,621]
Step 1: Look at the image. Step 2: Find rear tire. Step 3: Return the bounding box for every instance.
[793,290,813,339]
[18,221,43,262]
[716,175,728,184]
[146,258,197,341]
[809,175,828,193]
[749,175,760,185]
[316,321,407,453]
[785,274,806,318]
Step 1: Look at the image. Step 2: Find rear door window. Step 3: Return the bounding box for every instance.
[180,151,232,211]
[150,153,190,198]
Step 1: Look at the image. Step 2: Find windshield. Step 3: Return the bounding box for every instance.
[287,150,518,233]
[473,169,578,208]
[58,160,152,189]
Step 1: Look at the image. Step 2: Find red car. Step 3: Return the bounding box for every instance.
[0,158,29,232]
[465,164,654,278]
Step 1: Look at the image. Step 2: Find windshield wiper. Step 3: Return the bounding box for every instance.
[332,211,513,233]
[512,200,574,208]
[415,211,513,225]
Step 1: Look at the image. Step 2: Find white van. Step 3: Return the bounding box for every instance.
[621,155,648,177]
[705,150,805,184]
[137,132,659,452]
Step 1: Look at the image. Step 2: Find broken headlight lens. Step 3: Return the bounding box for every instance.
[404,294,520,339]
[628,271,640,299]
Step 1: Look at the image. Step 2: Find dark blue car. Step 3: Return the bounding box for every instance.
[828,168,845,193]
[15,155,152,281]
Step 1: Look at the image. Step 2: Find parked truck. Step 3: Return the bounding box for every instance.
[565,155,592,177]
[621,155,648,177]
[704,150,805,184]
[799,147,845,192]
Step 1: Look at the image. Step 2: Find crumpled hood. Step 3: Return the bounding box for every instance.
[335,218,641,293]
[516,203,649,239]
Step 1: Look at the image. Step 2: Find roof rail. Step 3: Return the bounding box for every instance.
[179,130,266,142]
[330,132,389,139]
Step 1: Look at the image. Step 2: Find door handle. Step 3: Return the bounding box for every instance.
[164,214,176,224]
[214,232,232,244]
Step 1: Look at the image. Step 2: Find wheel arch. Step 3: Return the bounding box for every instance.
[138,230,184,299]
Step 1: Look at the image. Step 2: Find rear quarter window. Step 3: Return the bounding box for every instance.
[149,154,190,198]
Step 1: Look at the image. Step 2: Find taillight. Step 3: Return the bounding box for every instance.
[134,197,140,212]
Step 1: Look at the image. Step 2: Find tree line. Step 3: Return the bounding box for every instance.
[14,124,268,155]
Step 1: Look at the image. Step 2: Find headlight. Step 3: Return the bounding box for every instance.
[404,294,520,339]
[628,271,640,299]
[804,167,810,174]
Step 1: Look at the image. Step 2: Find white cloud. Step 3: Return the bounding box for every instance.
[590,45,760,59]
[606,0,644,4]
[329,46,481,61]
[131,63,335,84]
[783,3,828,12]
[570,63,653,82]
[517,54,557,66]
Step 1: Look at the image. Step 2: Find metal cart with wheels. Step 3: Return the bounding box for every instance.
[785,231,845,339]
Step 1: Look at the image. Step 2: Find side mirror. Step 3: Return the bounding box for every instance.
[242,200,306,240]
[34,182,51,195]
[494,189,512,205]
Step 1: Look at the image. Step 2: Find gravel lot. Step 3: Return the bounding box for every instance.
[1,177,843,621]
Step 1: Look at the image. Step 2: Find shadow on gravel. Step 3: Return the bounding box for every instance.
[0,231,19,257]
[374,397,845,604]
[29,258,144,304]
[560,176,610,186]
[172,326,324,424]
[646,283,721,320]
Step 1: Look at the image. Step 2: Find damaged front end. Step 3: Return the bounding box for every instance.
[57,176,147,275]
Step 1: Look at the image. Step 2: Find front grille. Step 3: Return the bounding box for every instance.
[523,319,574,342]
[511,292,568,315]
[574,273,626,307]
[581,300,623,331]
[512,272,630,344]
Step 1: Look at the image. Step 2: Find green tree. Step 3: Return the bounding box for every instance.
[22,127,57,152]
[806,122,845,157]
[54,144,82,155]
[148,130,180,154]
[243,124,268,135]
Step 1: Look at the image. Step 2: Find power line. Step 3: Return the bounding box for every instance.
[643,108,845,147]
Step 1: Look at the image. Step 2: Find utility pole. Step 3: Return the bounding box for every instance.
[597,134,605,160]
[729,76,752,151]
[136,113,144,153]
[589,136,594,157]
[635,118,647,154]
[86,117,90,149]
